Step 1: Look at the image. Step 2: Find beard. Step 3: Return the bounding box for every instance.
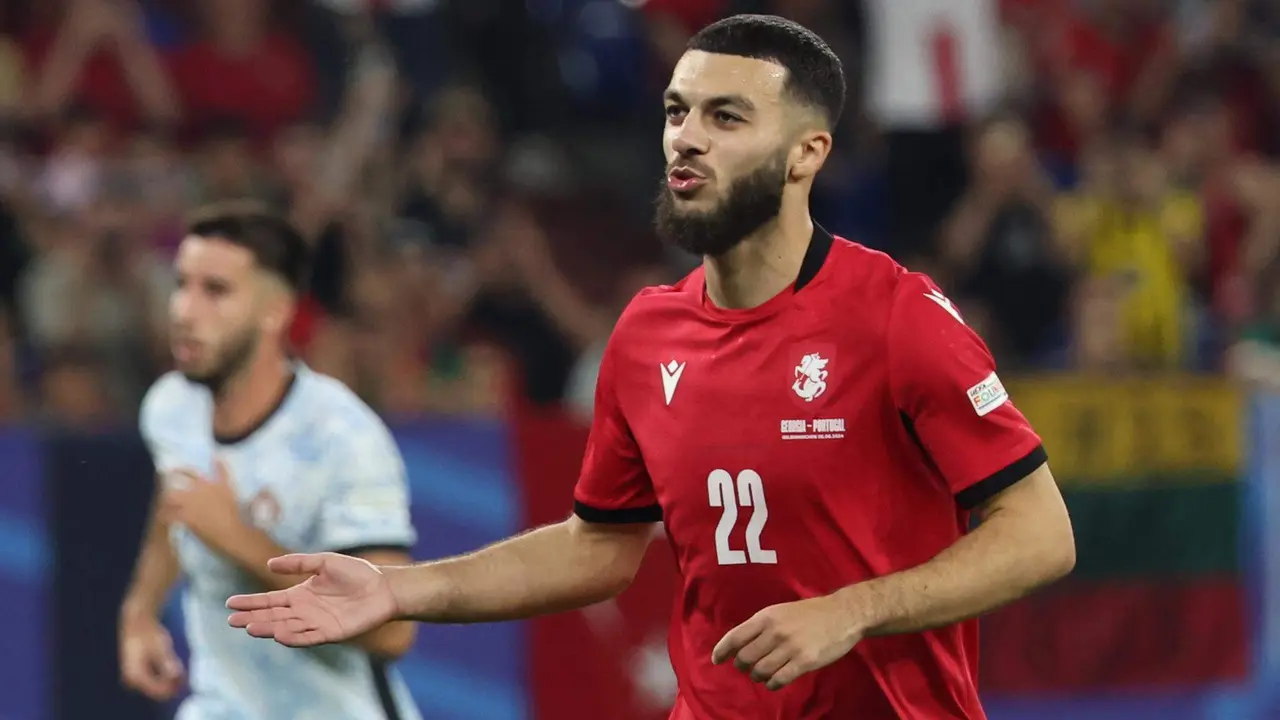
[183,324,260,396]
[655,152,787,257]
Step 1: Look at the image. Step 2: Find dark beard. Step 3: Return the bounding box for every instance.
[185,328,259,397]
[655,154,787,256]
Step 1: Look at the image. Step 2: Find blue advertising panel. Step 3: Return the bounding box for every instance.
[0,429,48,720]
[1249,391,1280,713]
[393,417,528,719]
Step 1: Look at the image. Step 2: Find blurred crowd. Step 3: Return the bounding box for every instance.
[0,0,1278,430]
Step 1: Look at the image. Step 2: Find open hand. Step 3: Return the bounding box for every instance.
[227,553,399,647]
[711,594,863,691]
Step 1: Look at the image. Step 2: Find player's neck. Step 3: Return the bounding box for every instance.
[211,351,295,442]
[703,202,814,310]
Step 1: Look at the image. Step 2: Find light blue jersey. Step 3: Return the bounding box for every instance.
[140,365,422,720]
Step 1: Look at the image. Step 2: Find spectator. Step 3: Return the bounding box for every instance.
[18,203,171,411]
[37,344,115,428]
[171,0,315,145]
[191,118,268,204]
[1057,135,1204,371]
[23,0,178,135]
[1036,0,1180,166]
[37,107,109,215]
[941,117,1071,367]
[0,30,22,118]
[864,0,1006,261]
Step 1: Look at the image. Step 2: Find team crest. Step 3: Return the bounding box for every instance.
[245,489,282,530]
[793,352,829,402]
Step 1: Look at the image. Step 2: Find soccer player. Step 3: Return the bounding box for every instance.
[118,203,422,719]
[227,15,1075,719]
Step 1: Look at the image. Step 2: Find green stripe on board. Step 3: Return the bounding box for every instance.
[1055,469,1240,490]
[1065,478,1239,580]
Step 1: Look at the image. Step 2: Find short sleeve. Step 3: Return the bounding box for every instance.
[888,275,1047,509]
[572,334,661,524]
[316,419,417,552]
[139,374,189,474]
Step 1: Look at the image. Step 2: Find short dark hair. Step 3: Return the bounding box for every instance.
[688,14,845,129]
[186,201,311,293]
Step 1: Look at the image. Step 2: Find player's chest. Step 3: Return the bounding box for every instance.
[170,432,328,557]
[622,320,892,491]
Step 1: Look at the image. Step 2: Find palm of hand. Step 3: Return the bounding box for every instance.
[291,564,390,642]
[231,554,397,647]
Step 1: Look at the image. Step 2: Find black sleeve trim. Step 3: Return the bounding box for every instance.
[954,444,1049,510]
[574,500,663,524]
[332,545,414,557]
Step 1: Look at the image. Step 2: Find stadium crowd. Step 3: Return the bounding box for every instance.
[0,0,1278,430]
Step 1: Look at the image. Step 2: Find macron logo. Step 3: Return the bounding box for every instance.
[925,289,965,325]
[660,360,685,406]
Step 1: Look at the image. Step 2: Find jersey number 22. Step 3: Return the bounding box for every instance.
[707,469,777,565]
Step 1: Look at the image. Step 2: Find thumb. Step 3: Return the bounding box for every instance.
[267,553,328,576]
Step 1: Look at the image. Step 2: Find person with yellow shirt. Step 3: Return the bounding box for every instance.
[1056,138,1204,369]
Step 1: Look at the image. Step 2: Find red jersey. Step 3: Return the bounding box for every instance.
[573,227,1047,719]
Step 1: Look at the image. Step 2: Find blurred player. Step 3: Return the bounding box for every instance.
[227,15,1075,720]
[118,202,422,719]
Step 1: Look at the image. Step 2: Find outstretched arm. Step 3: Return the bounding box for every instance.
[387,515,653,623]
[226,516,655,646]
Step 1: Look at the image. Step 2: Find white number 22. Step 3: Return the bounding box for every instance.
[707,469,777,565]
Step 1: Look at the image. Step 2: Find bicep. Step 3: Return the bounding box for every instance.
[971,462,1065,524]
[565,513,656,572]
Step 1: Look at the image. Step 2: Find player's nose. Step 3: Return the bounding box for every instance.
[670,118,710,157]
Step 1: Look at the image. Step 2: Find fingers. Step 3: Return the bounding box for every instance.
[121,641,185,701]
[225,587,291,611]
[747,647,791,685]
[711,616,763,665]
[242,618,327,647]
[212,457,232,485]
[764,661,804,692]
[266,553,327,576]
[731,634,776,675]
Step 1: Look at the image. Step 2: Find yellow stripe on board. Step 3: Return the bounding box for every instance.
[1005,375,1242,487]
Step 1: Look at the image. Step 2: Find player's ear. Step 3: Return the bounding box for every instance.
[788,130,832,183]
[260,282,294,335]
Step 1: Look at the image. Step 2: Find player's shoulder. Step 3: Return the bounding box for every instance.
[290,366,396,445]
[140,371,207,432]
[826,237,952,318]
[609,268,701,338]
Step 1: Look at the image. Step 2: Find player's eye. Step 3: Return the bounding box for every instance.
[714,111,743,125]
[665,105,687,120]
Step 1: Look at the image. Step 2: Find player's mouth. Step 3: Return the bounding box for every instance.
[172,338,202,364]
[667,167,707,193]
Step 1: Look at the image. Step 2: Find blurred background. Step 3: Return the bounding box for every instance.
[0,0,1277,718]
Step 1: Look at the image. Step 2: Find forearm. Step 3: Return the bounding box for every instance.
[32,35,93,116]
[220,528,310,593]
[386,519,648,624]
[121,509,181,620]
[836,502,1074,637]
[114,38,180,123]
